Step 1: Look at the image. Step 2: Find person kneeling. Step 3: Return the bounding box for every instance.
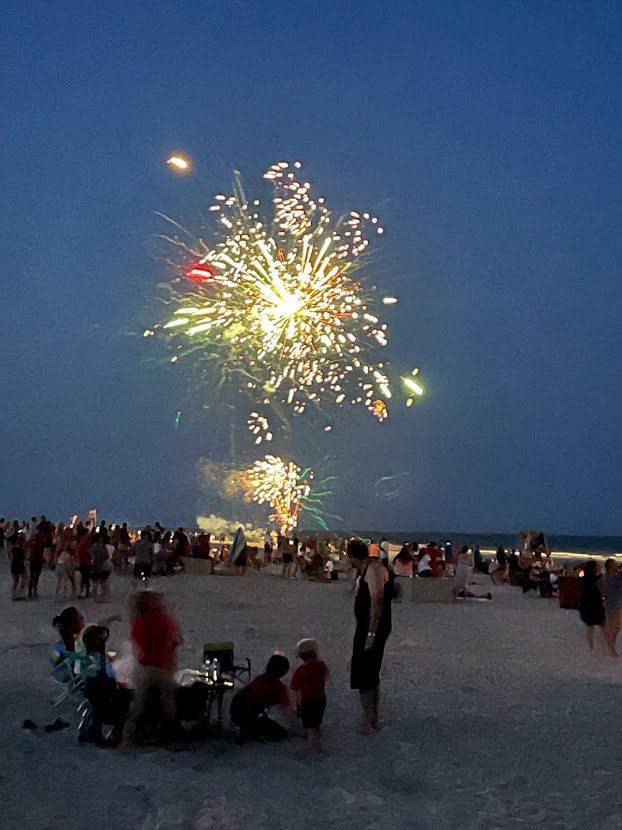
[230,654,290,741]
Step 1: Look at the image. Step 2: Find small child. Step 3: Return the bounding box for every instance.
[230,654,290,741]
[290,639,328,753]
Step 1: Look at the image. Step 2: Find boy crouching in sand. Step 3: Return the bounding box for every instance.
[291,639,328,753]
[230,654,291,741]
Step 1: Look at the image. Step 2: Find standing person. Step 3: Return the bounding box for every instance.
[290,639,329,753]
[6,520,20,551]
[10,536,28,600]
[170,527,188,574]
[444,540,453,565]
[55,545,77,600]
[282,539,294,579]
[379,537,390,568]
[119,591,182,748]
[53,522,67,569]
[28,532,45,598]
[264,530,273,564]
[38,516,55,569]
[131,530,154,585]
[579,560,606,652]
[26,517,38,543]
[118,522,131,570]
[76,529,93,598]
[347,538,394,735]
[603,559,622,657]
[90,535,112,602]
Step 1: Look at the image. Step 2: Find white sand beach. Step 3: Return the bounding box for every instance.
[2,566,621,830]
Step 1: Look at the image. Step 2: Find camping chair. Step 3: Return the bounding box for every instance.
[50,651,96,706]
[203,642,251,687]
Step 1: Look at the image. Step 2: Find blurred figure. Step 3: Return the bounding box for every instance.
[10,535,28,600]
[28,532,45,598]
[120,591,182,748]
[579,560,606,652]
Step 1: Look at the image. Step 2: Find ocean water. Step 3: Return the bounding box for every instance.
[338,531,622,557]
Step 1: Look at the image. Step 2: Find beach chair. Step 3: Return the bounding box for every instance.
[203,642,251,686]
[50,651,96,706]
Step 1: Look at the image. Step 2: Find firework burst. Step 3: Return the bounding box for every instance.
[156,161,400,420]
[233,454,312,535]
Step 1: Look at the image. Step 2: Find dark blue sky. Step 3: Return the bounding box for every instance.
[2,1,620,534]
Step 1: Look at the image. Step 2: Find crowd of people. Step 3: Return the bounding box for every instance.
[3,516,195,602]
[8,513,621,757]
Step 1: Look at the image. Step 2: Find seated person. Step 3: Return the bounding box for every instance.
[472,545,488,574]
[393,544,414,577]
[50,607,121,688]
[416,550,434,578]
[309,552,327,581]
[82,624,131,746]
[324,557,339,581]
[427,542,443,576]
[452,549,492,601]
[229,654,290,741]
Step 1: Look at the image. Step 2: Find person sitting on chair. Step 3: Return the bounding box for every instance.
[82,624,131,746]
[229,654,291,741]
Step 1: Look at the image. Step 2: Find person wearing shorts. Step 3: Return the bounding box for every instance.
[290,638,328,753]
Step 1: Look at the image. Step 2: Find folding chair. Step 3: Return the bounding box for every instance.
[203,642,251,686]
[50,652,96,706]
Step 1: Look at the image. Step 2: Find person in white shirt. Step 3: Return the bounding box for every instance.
[417,550,433,577]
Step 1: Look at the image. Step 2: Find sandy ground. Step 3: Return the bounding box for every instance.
[2,566,622,830]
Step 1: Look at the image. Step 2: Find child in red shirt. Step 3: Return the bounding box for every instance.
[230,654,290,741]
[290,638,328,753]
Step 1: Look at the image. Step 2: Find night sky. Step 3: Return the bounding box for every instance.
[2,1,620,534]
